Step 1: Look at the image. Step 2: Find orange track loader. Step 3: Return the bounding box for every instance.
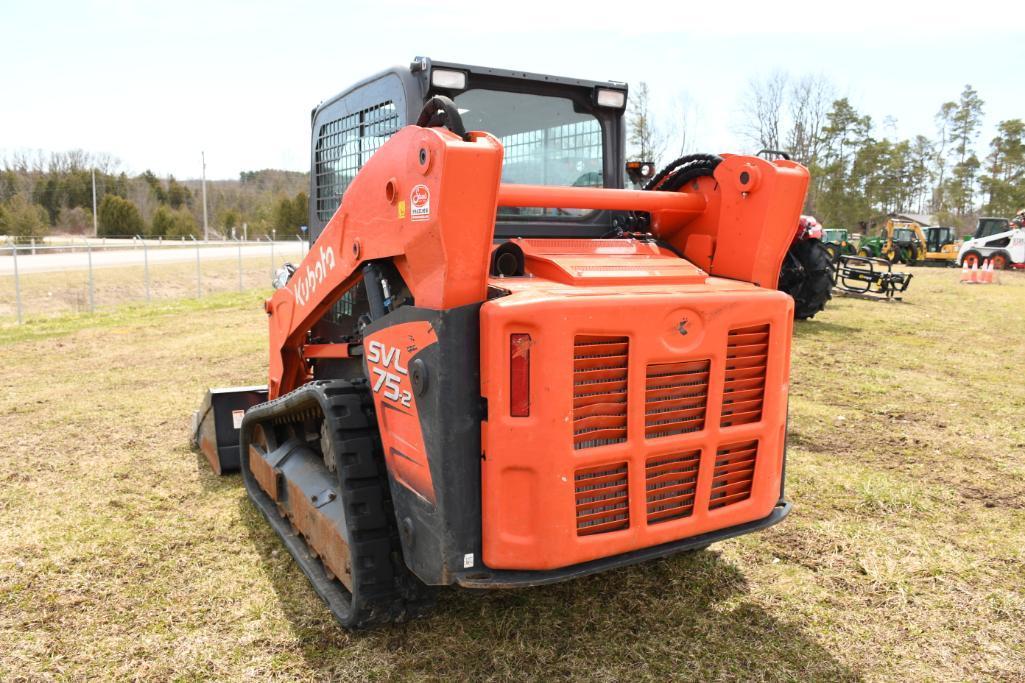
[193,58,809,628]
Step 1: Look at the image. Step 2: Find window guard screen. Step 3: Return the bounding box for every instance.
[315,101,400,222]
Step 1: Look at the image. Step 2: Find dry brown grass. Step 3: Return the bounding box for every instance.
[1,268,1023,681]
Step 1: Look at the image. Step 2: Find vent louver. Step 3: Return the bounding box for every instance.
[575,463,629,535]
[645,360,710,438]
[645,449,701,524]
[573,336,628,449]
[721,325,769,428]
[709,440,758,509]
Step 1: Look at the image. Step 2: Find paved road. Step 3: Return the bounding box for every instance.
[0,242,306,275]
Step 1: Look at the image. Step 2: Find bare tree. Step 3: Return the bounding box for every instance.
[785,74,835,165]
[672,91,702,156]
[627,82,669,165]
[932,101,956,210]
[738,71,788,152]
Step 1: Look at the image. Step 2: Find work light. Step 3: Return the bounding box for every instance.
[595,88,626,108]
[431,69,467,90]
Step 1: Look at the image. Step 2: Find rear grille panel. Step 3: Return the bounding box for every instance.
[566,325,772,538]
[575,463,629,535]
[645,360,710,438]
[721,325,769,428]
[709,440,758,509]
[573,335,628,449]
[645,449,701,524]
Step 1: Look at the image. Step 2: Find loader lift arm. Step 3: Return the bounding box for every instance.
[267,126,807,399]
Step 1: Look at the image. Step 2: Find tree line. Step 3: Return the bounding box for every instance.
[0,150,309,242]
[628,76,1025,235]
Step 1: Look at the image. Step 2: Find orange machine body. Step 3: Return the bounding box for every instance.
[260,124,808,578]
[480,242,793,570]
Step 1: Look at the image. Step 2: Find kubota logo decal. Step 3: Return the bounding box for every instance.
[366,340,412,408]
[292,245,336,307]
[410,184,430,221]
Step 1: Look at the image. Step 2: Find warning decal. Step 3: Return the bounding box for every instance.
[410,184,431,221]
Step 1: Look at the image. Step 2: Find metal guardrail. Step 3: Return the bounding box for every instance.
[1,237,307,324]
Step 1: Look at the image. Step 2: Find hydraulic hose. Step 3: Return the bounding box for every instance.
[644,153,723,192]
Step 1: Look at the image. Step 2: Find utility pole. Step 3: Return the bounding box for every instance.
[201,151,209,241]
[91,168,98,237]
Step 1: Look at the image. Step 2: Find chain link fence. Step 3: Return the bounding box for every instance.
[1,236,307,323]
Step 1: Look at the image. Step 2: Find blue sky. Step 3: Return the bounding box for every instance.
[2,0,1023,179]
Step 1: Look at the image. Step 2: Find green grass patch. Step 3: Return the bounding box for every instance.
[0,290,267,346]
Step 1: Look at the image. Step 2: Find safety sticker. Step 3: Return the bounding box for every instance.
[463,553,474,568]
[397,199,406,219]
[232,410,245,430]
[410,184,430,221]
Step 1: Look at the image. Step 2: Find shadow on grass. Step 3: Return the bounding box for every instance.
[193,452,245,493]
[238,497,861,681]
[793,318,859,338]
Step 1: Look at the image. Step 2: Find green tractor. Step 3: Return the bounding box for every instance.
[822,228,856,261]
[857,221,921,263]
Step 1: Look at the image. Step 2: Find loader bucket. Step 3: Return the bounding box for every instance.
[191,386,268,475]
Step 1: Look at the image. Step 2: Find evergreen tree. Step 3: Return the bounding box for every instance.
[166,176,191,209]
[979,119,1025,216]
[140,170,167,203]
[149,205,175,237]
[98,195,143,236]
[166,207,199,238]
[812,98,872,227]
[0,195,49,242]
[272,191,309,235]
[32,176,61,225]
[951,85,984,166]
[944,85,985,215]
[0,169,17,203]
[218,208,241,234]
[908,135,935,213]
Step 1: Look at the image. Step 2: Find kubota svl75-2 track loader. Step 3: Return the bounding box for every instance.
[193,57,810,628]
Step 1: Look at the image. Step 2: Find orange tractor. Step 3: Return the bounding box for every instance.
[193,58,809,628]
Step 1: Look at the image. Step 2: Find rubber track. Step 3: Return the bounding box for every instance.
[241,379,431,628]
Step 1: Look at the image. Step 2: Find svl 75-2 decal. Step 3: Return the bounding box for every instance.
[363,321,438,504]
[366,340,412,408]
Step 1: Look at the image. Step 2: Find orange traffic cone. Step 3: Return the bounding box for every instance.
[985,259,997,284]
[970,260,979,283]
[960,261,971,283]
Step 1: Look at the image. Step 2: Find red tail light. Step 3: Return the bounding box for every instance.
[510,334,531,417]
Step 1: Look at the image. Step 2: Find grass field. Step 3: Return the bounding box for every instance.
[0,248,303,320]
[1,268,1023,681]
